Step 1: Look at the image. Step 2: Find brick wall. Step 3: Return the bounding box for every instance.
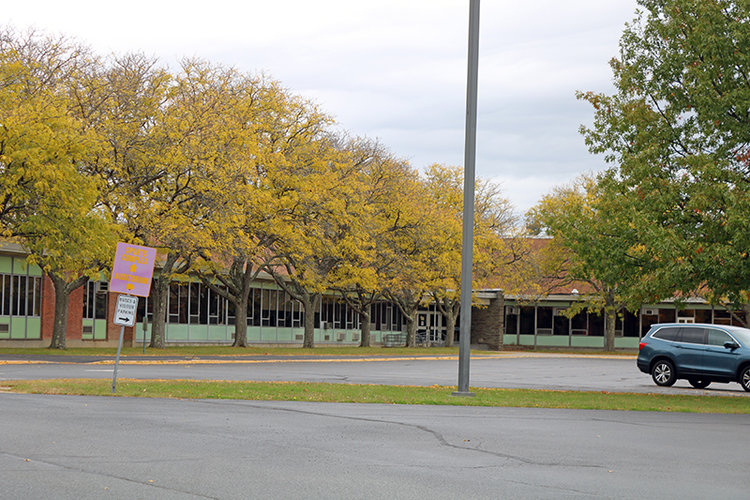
[470,294,505,350]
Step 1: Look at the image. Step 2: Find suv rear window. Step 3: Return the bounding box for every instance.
[652,327,680,341]
[679,327,707,344]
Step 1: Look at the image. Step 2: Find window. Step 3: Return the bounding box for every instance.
[679,327,706,344]
[536,307,552,334]
[0,274,42,318]
[519,307,535,335]
[653,327,680,341]
[658,308,676,323]
[83,281,108,320]
[571,311,587,335]
[707,329,733,347]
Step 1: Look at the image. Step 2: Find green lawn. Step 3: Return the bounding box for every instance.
[0,346,461,356]
[3,379,748,413]
[0,345,636,357]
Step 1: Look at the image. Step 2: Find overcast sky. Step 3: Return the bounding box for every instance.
[6,0,639,215]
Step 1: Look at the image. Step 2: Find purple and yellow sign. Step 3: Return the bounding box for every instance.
[109,242,157,297]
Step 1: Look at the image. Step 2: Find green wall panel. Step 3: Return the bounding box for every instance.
[27,263,43,277]
[536,336,570,347]
[208,325,229,341]
[12,258,29,275]
[166,324,189,341]
[260,328,277,342]
[247,327,261,342]
[0,315,9,339]
[503,334,518,345]
[82,319,94,340]
[0,256,12,274]
[10,317,27,339]
[94,319,107,340]
[571,336,605,348]
[615,337,639,349]
[518,335,536,346]
[25,317,41,339]
[135,327,148,342]
[275,329,295,343]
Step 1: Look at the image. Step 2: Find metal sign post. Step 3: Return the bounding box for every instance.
[112,294,138,393]
[112,325,125,393]
[109,242,157,393]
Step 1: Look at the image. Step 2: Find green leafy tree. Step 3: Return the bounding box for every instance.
[578,0,750,324]
[527,176,642,351]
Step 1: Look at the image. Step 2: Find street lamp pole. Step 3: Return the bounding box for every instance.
[454,0,480,397]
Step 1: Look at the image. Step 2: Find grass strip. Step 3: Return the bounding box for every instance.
[2,379,748,414]
[0,346,461,357]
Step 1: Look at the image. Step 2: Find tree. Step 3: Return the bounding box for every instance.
[421,164,518,348]
[527,176,642,351]
[192,71,333,348]
[379,169,435,347]
[327,139,412,347]
[265,133,370,348]
[578,0,750,325]
[80,53,177,348]
[0,30,120,348]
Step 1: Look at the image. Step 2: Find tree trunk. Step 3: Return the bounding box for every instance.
[359,309,371,347]
[301,293,319,348]
[233,293,248,347]
[604,309,616,352]
[49,274,70,350]
[405,313,417,347]
[444,309,458,348]
[48,273,88,350]
[149,274,169,348]
[150,253,179,348]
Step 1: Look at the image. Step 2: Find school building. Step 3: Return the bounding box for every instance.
[0,244,745,349]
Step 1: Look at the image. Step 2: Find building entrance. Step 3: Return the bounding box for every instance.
[417,310,445,345]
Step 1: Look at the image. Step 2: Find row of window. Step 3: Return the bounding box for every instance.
[505,305,749,338]
[0,274,42,317]
[505,306,639,337]
[85,281,407,332]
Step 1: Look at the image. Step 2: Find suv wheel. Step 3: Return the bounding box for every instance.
[688,379,710,389]
[740,367,750,393]
[651,360,676,387]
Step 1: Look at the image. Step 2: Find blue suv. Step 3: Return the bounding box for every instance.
[637,323,750,392]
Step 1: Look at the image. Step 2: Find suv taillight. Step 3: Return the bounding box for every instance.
[639,342,647,351]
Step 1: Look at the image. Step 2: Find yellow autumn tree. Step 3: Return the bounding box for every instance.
[421,164,519,347]
[328,139,413,347]
[193,69,333,347]
[0,29,120,348]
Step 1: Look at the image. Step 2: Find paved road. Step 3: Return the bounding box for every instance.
[1,353,748,395]
[2,393,749,499]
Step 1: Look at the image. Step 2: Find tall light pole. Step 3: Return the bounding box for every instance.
[453,0,480,397]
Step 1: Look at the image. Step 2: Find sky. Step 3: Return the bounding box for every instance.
[5,0,640,216]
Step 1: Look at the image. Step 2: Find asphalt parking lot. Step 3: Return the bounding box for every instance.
[2,393,750,499]
[2,353,749,498]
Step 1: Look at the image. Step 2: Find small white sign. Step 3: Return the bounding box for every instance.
[113,294,139,327]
